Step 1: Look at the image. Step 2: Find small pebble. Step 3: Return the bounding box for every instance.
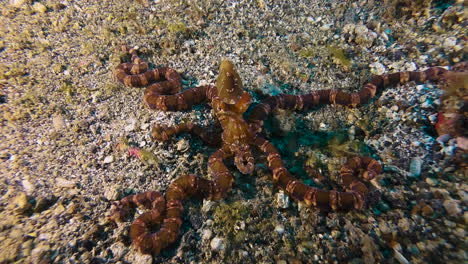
[30,245,51,264]
[21,179,35,194]
[369,62,386,75]
[320,24,331,31]
[276,190,290,209]
[421,204,434,216]
[202,200,215,213]
[32,2,47,13]
[104,155,114,163]
[132,254,153,264]
[443,199,461,216]
[176,139,189,151]
[34,196,56,213]
[456,137,468,150]
[425,177,438,186]
[10,192,32,214]
[124,121,137,132]
[109,242,127,259]
[210,237,225,252]
[10,0,28,7]
[56,177,76,188]
[104,186,120,200]
[443,37,457,48]
[274,224,285,235]
[409,157,422,177]
[52,114,66,130]
[436,134,451,143]
[202,229,212,240]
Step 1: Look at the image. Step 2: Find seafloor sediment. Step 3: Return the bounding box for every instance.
[0,0,466,263]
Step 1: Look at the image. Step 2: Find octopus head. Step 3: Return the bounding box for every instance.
[216,60,244,105]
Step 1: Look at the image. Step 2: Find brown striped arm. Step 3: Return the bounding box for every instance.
[122,174,214,255]
[117,147,234,255]
[248,66,449,123]
[115,45,215,112]
[254,136,382,211]
[115,45,179,90]
[144,84,215,111]
[108,191,165,222]
[207,146,235,200]
[151,122,222,147]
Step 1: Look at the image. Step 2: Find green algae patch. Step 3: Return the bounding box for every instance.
[298,47,315,58]
[168,21,190,35]
[213,201,250,236]
[328,46,351,71]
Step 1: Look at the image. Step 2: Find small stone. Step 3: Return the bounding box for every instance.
[355,25,369,35]
[34,196,56,213]
[52,114,66,130]
[22,179,35,194]
[443,199,461,216]
[210,237,225,252]
[141,123,150,130]
[443,37,457,49]
[104,185,120,200]
[412,204,421,216]
[53,204,65,215]
[409,157,422,177]
[132,253,153,264]
[32,2,47,13]
[202,200,215,213]
[320,24,331,31]
[176,139,189,152]
[421,204,434,216]
[109,242,127,260]
[454,228,465,238]
[30,244,51,264]
[104,155,114,163]
[33,233,48,241]
[202,229,212,240]
[444,220,456,228]
[56,177,76,188]
[276,190,290,209]
[369,62,386,75]
[428,113,438,124]
[274,224,285,235]
[398,218,410,232]
[10,0,29,7]
[124,122,136,132]
[425,177,438,186]
[456,137,468,150]
[9,192,32,214]
[436,134,451,143]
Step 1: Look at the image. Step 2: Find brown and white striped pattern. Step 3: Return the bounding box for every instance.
[115,45,214,111]
[109,147,235,255]
[151,122,222,147]
[254,136,382,211]
[248,66,449,123]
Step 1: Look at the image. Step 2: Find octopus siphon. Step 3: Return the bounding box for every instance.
[109,45,455,255]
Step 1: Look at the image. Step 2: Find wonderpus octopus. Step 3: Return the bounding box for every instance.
[109,45,452,255]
